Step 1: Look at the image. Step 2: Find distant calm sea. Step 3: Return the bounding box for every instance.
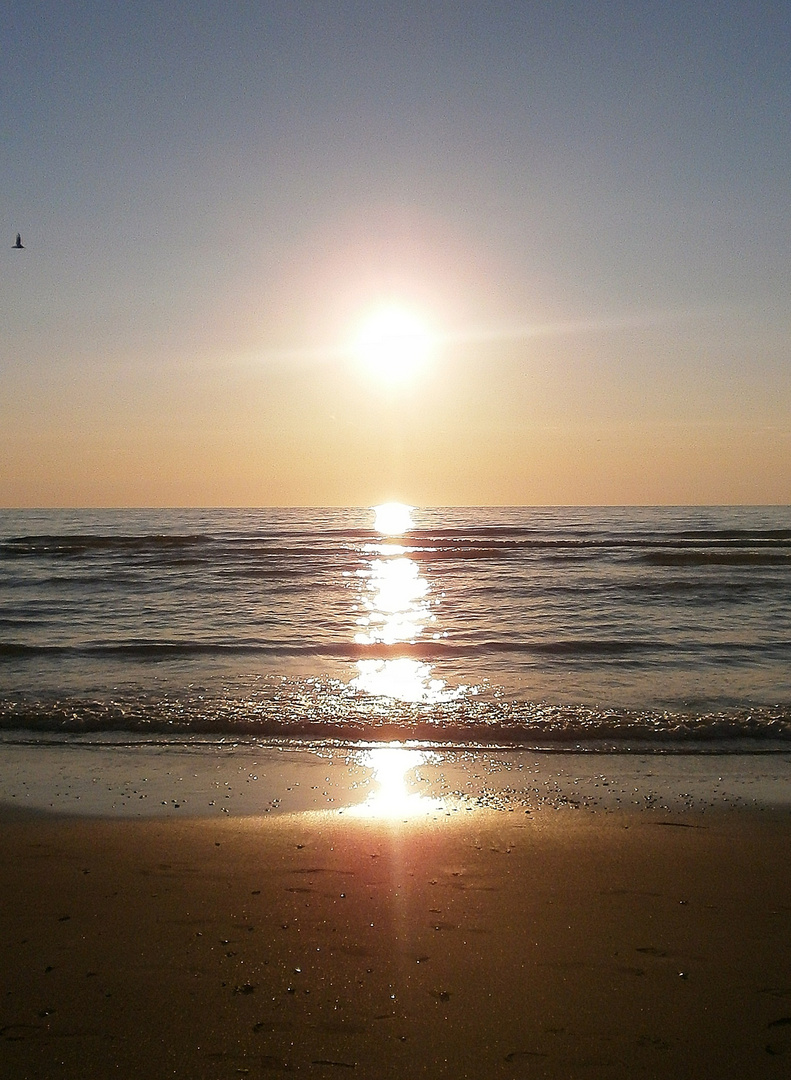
[1,506,790,750]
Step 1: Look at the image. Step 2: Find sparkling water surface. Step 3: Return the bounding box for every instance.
[1,506,790,748]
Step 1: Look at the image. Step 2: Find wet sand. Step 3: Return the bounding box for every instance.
[1,750,791,1079]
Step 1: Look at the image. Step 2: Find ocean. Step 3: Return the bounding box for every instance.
[1,505,790,751]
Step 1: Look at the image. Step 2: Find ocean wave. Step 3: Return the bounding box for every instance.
[1,681,789,747]
[3,508,790,730]
[4,525,791,566]
[641,551,791,566]
[4,635,791,665]
[0,636,696,661]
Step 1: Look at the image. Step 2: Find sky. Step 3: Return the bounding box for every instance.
[2,0,791,507]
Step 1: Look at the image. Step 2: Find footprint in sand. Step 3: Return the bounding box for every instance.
[504,1050,548,1062]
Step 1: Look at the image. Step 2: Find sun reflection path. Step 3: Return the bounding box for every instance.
[353,658,448,703]
[354,556,430,647]
[349,745,445,818]
[350,505,462,704]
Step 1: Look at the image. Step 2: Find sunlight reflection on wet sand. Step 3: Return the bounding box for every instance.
[348,745,446,818]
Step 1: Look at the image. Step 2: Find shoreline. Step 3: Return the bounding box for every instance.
[1,740,791,820]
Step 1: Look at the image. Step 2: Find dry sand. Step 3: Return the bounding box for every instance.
[1,803,790,1077]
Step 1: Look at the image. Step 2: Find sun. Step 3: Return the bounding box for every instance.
[353,305,435,382]
[373,501,414,535]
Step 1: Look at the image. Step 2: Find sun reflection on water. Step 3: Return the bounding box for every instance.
[354,556,430,647]
[349,504,456,704]
[353,658,447,703]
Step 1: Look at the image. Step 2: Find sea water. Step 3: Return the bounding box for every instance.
[1,505,790,749]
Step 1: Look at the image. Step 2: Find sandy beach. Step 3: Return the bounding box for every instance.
[1,746,790,1079]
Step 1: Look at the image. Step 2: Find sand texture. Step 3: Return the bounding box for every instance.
[2,806,791,1079]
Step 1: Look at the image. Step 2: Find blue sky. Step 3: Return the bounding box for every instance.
[3,1,791,505]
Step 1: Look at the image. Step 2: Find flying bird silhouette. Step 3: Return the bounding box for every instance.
[13,233,24,249]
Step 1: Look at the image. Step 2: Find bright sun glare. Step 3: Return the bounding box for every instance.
[373,502,414,535]
[350,746,444,818]
[353,306,434,382]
